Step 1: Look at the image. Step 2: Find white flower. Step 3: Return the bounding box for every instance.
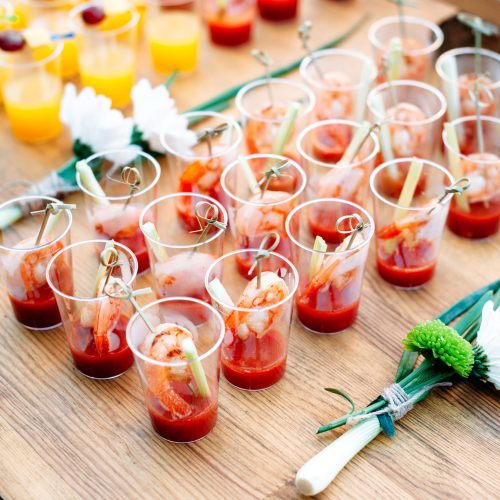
[131,79,196,155]
[475,300,500,389]
[60,83,139,164]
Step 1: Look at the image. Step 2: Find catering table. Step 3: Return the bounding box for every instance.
[1,0,499,498]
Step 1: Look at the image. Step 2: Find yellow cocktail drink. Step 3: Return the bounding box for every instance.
[146,2,199,74]
[3,72,62,142]
[79,44,135,107]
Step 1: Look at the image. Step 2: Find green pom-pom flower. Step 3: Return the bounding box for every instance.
[403,320,474,378]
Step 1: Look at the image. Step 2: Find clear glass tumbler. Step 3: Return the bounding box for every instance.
[235,77,315,162]
[370,158,454,289]
[285,198,374,334]
[0,39,63,142]
[127,297,224,442]
[367,80,446,162]
[70,2,139,107]
[205,249,298,390]
[0,195,72,330]
[76,149,161,274]
[368,15,444,83]
[140,193,227,302]
[442,115,500,239]
[146,0,200,74]
[47,239,137,379]
[436,47,500,123]
[220,153,306,275]
[299,48,377,122]
[161,110,242,212]
[296,119,379,207]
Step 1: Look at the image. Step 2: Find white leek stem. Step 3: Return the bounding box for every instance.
[444,123,469,212]
[272,101,301,156]
[207,277,234,314]
[0,204,23,230]
[387,37,402,81]
[339,120,371,165]
[295,418,381,496]
[182,337,211,398]
[355,62,373,123]
[394,159,423,221]
[142,221,168,262]
[238,155,260,196]
[76,160,109,206]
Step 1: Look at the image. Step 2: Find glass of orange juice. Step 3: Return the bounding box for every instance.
[18,0,79,78]
[70,1,139,107]
[145,0,200,75]
[0,37,63,142]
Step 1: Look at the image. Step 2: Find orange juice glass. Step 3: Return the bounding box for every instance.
[146,0,200,74]
[0,41,63,142]
[70,2,139,107]
[19,0,79,78]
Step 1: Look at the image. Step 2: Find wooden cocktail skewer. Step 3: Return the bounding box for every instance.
[30,202,76,246]
[247,232,281,289]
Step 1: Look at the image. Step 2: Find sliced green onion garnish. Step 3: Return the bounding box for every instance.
[142,221,168,262]
[372,94,395,169]
[339,121,371,165]
[182,337,211,398]
[238,155,260,196]
[394,159,423,221]
[309,235,327,280]
[355,62,373,123]
[76,160,109,205]
[207,277,234,314]
[272,101,301,156]
[444,123,470,212]
[441,55,461,124]
[387,37,402,81]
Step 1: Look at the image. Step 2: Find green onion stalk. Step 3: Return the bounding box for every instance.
[296,279,500,496]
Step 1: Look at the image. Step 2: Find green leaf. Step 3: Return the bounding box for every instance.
[324,388,356,414]
[394,351,418,382]
[164,69,179,90]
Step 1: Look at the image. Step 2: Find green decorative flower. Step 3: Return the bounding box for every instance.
[403,320,474,378]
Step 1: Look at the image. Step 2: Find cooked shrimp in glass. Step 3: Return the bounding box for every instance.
[458,74,496,117]
[377,38,429,82]
[386,102,427,157]
[315,71,354,121]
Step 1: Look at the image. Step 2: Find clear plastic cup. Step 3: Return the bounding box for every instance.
[70,2,139,107]
[20,0,79,78]
[126,297,224,442]
[296,119,379,207]
[76,149,161,274]
[370,158,454,289]
[0,195,72,330]
[0,40,63,142]
[205,249,298,390]
[220,153,306,275]
[203,0,256,47]
[367,80,446,162]
[285,198,374,334]
[47,239,137,379]
[442,115,500,239]
[161,110,242,212]
[139,193,228,302]
[368,15,444,83]
[299,48,377,121]
[436,47,500,122]
[146,0,200,74]
[235,77,315,162]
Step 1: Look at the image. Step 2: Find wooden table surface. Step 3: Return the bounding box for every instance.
[1,0,500,498]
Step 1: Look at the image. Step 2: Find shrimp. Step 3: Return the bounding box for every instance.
[235,190,295,237]
[377,212,429,241]
[378,37,428,82]
[225,271,289,340]
[458,74,496,117]
[141,323,195,418]
[299,231,365,302]
[386,103,428,157]
[93,203,143,239]
[92,295,121,354]
[154,252,217,300]
[316,71,354,120]
[461,153,500,204]
[317,157,368,205]
[246,104,294,155]
[178,156,224,195]
[5,237,63,300]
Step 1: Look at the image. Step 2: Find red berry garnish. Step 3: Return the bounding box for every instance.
[0,30,26,52]
[81,5,106,25]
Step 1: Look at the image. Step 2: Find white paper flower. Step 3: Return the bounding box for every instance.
[475,300,500,389]
[131,79,197,155]
[60,83,139,164]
